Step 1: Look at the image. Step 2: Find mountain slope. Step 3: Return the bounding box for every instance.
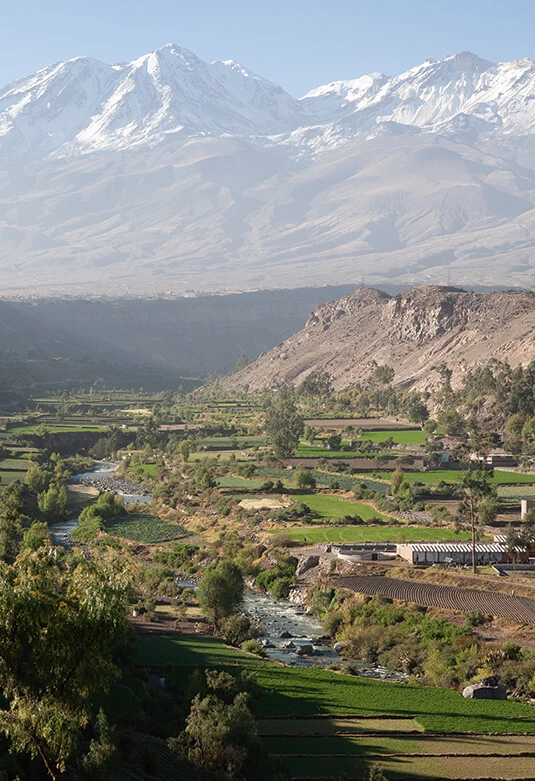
[2,134,535,295]
[222,286,535,392]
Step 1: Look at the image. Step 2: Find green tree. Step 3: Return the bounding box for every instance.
[299,370,332,397]
[391,467,404,495]
[21,521,51,552]
[179,439,191,463]
[37,484,68,522]
[263,389,304,458]
[373,364,395,386]
[197,561,244,627]
[0,549,128,779]
[457,470,497,573]
[0,483,25,561]
[25,464,51,495]
[174,690,263,780]
[295,468,317,489]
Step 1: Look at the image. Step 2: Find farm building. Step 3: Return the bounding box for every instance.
[331,543,398,562]
[469,450,517,467]
[396,542,509,566]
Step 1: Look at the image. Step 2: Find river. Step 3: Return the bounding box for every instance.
[50,460,151,544]
[53,465,405,680]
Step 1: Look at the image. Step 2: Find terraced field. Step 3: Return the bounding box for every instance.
[336,575,535,623]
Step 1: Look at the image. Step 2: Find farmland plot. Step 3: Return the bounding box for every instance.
[337,575,535,623]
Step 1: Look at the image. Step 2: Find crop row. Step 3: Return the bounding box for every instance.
[336,576,535,624]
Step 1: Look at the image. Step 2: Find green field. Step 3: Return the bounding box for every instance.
[0,471,28,485]
[106,513,190,544]
[198,437,265,447]
[366,470,535,486]
[135,635,266,668]
[0,458,31,471]
[133,636,535,735]
[130,463,158,476]
[217,476,275,489]
[291,494,391,522]
[498,484,535,499]
[359,430,427,445]
[297,445,365,458]
[9,423,108,435]
[252,667,535,733]
[270,526,472,543]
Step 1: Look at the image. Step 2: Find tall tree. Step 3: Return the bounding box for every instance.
[197,561,244,628]
[457,469,498,573]
[263,388,304,459]
[0,548,128,779]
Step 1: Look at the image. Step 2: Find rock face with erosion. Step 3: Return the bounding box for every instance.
[222,285,535,392]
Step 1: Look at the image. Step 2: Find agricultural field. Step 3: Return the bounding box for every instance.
[270,526,472,543]
[197,436,265,448]
[296,444,364,457]
[359,430,427,445]
[498,483,535,500]
[290,494,391,522]
[217,476,277,489]
[106,513,191,544]
[133,633,535,779]
[8,423,109,434]
[0,470,29,484]
[135,635,267,669]
[366,469,535,485]
[129,463,158,476]
[135,634,535,732]
[0,458,31,471]
[252,666,535,732]
[337,575,535,624]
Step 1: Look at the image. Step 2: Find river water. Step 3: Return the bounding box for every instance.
[50,460,151,544]
[53,465,405,680]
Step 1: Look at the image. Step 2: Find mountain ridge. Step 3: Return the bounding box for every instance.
[4,46,535,160]
[222,285,535,392]
[3,47,535,293]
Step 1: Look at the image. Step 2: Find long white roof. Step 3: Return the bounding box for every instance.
[406,543,505,553]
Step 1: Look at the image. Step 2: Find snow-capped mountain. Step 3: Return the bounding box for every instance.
[4,47,535,160]
[4,47,535,296]
[0,43,305,159]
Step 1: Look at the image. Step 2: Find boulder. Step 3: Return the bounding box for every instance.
[280,631,293,639]
[296,555,320,576]
[296,644,314,656]
[462,683,507,700]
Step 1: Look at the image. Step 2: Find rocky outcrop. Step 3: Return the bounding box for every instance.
[296,555,320,576]
[462,683,507,700]
[223,285,535,392]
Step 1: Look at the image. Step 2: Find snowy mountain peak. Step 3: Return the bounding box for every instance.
[3,48,535,160]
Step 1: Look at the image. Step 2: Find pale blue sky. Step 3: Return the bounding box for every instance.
[2,0,535,96]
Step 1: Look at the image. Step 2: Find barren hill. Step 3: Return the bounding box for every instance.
[223,286,535,391]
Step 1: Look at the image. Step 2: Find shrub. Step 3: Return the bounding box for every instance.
[241,640,266,657]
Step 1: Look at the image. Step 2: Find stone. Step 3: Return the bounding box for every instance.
[462,683,507,700]
[296,555,320,576]
[296,644,314,656]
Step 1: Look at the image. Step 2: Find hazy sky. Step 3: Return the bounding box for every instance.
[3,0,535,96]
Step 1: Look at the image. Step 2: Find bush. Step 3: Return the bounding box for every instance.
[241,639,266,657]
[222,615,260,647]
[268,577,292,600]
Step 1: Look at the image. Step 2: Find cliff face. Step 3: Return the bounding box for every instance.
[223,286,535,391]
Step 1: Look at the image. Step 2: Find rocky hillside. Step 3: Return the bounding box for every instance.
[223,286,535,391]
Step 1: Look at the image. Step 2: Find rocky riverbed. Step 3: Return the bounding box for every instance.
[72,461,151,505]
